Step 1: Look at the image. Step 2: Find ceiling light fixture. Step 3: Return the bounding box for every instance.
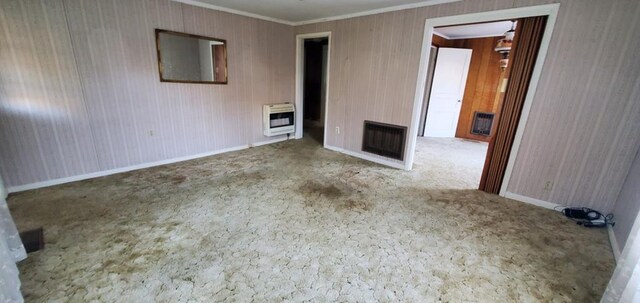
[495,21,516,71]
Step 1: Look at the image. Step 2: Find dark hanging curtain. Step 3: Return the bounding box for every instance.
[479,16,547,194]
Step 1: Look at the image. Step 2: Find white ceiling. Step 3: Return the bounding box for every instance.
[175,0,461,25]
[434,21,514,40]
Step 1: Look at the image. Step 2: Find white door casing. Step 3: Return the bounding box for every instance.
[295,32,332,145]
[424,47,472,137]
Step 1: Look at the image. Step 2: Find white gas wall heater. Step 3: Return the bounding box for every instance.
[263,103,295,136]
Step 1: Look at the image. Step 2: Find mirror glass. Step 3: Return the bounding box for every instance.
[156,29,228,84]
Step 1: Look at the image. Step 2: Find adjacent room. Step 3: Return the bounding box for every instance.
[415,20,518,189]
[1,0,639,302]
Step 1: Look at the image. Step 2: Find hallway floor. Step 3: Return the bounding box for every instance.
[413,137,489,190]
[9,137,613,302]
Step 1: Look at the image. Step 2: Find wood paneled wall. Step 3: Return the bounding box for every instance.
[451,37,505,142]
[431,34,453,47]
[428,35,505,142]
[0,0,294,188]
[296,0,640,212]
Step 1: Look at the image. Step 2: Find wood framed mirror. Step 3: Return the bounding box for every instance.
[155,29,228,84]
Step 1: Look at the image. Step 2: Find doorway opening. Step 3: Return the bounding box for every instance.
[303,38,328,145]
[295,32,331,147]
[406,4,559,195]
[416,20,517,189]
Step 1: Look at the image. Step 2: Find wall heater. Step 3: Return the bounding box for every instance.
[263,103,295,136]
[362,120,407,161]
[471,112,495,136]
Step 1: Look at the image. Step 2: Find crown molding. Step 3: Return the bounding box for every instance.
[172,0,296,25]
[173,0,462,27]
[293,0,461,26]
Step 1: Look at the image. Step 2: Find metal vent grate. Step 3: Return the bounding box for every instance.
[471,112,495,136]
[362,121,407,161]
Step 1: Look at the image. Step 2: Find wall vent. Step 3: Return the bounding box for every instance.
[471,112,495,136]
[362,121,407,161]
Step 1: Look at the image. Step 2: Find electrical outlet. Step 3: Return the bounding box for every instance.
[335,127,340,134]
[544,181,553,191]
[148,130,154,136]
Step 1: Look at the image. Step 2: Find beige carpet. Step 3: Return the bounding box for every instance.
[413,137,488,189]
[9,136,613,302]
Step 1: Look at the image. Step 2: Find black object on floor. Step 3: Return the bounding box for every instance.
[558,207,614,228]
[563,207,597,220]
[20,228,44,253]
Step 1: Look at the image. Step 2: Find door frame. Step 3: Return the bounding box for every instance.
[405,3,560,197]
[419,45,439,137]
[295,32,332,147]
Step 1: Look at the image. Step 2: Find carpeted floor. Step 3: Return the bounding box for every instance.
[413,137,488,189]
[9,136,614,302]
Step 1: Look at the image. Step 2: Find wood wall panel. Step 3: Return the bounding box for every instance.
[451,37,504,142]
[0,0,294,188]
[296,0,640,212]
[431,34,453,47]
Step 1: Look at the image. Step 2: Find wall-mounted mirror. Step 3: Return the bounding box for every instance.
[155,29,228,84]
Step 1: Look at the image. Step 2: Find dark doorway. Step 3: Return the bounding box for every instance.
[303,38,328,145]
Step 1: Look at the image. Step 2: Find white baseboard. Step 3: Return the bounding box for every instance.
[7,144,257,193]
[503,191,562,210]
[608,225,621,263]
[324,145,405,170]
[505,191,622,263]
[250,136,292,147]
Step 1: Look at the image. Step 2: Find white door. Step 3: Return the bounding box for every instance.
[424,47,472,137]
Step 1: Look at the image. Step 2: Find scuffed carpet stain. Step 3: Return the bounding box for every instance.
[8,137,614,302]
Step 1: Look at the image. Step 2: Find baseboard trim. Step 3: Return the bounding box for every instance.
[503,192,561,210]
[505,191,621,263]
[250,136,291,147]
[7,144,260,193]
[324,145,405,170]
[608,225,620,263]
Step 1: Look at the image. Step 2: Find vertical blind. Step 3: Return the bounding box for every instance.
[480,16,548,194]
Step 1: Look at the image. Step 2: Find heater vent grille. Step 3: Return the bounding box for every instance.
[471,112,495,136]
[362,121,407,161]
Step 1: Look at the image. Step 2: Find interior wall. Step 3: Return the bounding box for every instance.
[612,149,640,252]
[507,0,640,213]
[0,0,294,189]
[451,36,504,142]
[295,0,640,212]
[0,176,6,199]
